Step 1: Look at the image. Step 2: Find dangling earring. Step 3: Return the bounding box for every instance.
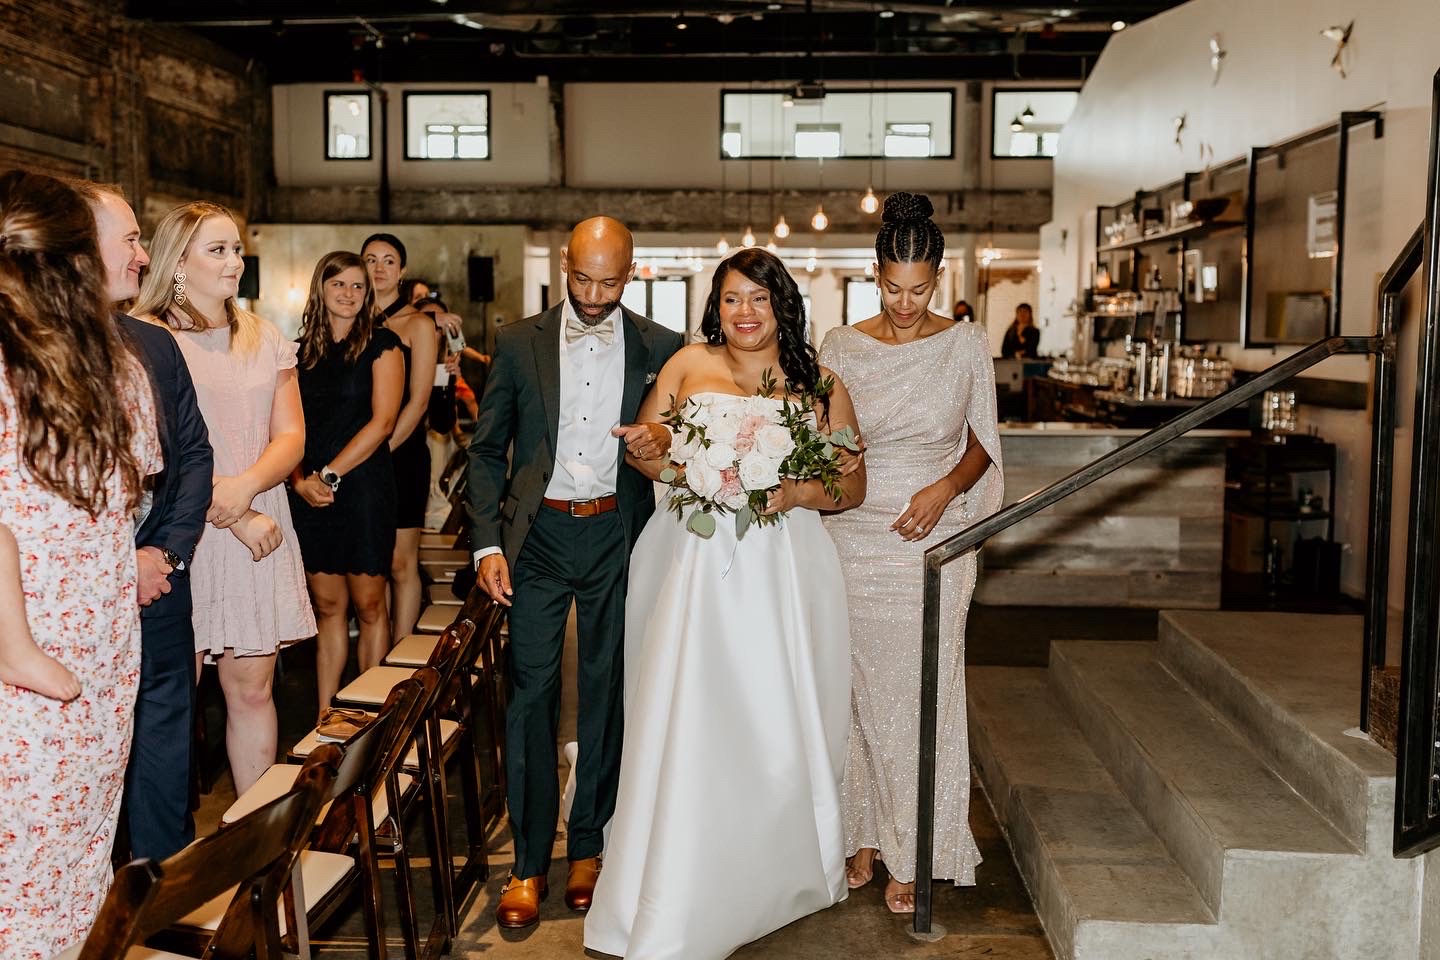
[172,270,187,306]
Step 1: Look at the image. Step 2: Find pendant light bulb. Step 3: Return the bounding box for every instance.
[766,240,779,253]
[859,186,880,214]
[741,225,757,248]
[811,204,829,232]
[716,235,730,255]
[1021,103,1035,122]
[1010,115,1025,133]
[773,214,791,239]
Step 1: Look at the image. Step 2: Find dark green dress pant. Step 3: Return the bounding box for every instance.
[506,504,628,878]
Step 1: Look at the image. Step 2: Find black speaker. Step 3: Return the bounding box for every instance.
[467,255,494,303]
[239,255,260,300]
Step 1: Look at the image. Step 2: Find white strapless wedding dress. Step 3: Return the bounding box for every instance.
[584,393,851,960]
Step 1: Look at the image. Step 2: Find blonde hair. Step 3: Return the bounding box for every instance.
[133,201,262,353]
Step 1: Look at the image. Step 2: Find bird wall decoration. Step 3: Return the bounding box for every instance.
[1321,20,1354,78]
[1209,35,1226,85]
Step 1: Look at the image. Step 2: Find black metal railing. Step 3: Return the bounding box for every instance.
[1394,67,1440,859]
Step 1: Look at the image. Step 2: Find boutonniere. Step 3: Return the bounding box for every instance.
[645,372,658,385]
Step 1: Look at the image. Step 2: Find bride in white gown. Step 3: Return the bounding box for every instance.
[584,248,867,960]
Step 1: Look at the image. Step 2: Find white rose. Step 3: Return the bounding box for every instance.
[704,442,738,470]
[743,395,780,418]
[706,408,740,443]
[721,486,750,511]
[754,423,796,460]
[687,458,724,499]
[738,451,782,491]
[670,427,702,463]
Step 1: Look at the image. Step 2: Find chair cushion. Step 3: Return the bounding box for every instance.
[415,604,455,634]
[52,948,192,960]
[384,633,440,667]
[292,717,459,770]
[334,666,418,706]
[221,763,413,829]
[420,560,456,582]
[418,548,469,563]
[419,533,455,548]
[173,849,356,934]
[426,584,462,605]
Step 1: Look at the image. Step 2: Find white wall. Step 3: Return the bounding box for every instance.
[1041,0,1440,600]
[273,82,553,189]
[566,81,974,192]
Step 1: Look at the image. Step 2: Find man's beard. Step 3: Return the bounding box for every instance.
[568,290,621,326]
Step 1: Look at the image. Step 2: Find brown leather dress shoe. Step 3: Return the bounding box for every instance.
[565,856,602,911]
[497,874,548,929]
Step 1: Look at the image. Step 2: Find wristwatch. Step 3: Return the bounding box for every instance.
[319,466,342,491]
[159,548,188,577]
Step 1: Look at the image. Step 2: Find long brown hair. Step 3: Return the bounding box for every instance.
[0,169,143,516]
[297,251,380,368]
[133,200,262,354]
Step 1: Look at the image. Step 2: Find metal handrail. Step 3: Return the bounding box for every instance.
[912,330,1387,933]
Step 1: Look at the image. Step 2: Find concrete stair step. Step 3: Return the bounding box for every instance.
[1049,641,1356,914]
[970,666,1215,960]
[1158,611,1396,852]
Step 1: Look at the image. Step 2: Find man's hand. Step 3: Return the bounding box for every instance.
[136,546,173,607]
[479,554,513,607]
[230,510,283,561]
[612,422,671,461]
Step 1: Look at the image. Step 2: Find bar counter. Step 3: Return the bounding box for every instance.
[973,422,1247,609]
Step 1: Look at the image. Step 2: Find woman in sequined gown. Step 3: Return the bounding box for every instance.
[819,192,1004,913]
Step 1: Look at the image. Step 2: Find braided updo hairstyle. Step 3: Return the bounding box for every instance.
[874,191,945,267]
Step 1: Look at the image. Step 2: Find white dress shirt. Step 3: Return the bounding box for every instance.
[475,302,626,564]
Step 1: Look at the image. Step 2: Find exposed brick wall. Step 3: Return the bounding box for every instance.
[0,0,271,226]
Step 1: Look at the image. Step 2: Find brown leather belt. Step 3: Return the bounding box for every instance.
[542,495,619,517]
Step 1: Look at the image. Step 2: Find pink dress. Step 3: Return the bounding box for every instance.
[170,320,315,656]
[0,360,161,960]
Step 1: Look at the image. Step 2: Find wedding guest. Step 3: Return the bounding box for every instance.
[383,276,441,637]
[288,251,405,710]
[363,232,414,320]
[468,216,681,929]
[133,201,314,796]
[399,276,432,306]
[0,170,161,960]
[1001,302,1041,358]
[76,181,215,862]
[819,191,1004,912]
[953,299,975,322]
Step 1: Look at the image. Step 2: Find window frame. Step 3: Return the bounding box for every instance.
[323,89,373,162]
[989,86,1079,161]
[717,87,957,161]
[402,89,493,162]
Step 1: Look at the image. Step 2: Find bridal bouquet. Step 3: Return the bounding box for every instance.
[660,370,860,540]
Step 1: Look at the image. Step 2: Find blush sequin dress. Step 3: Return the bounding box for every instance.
[819,321,1004,885]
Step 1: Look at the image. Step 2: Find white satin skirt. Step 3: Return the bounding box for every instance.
[583,506,851,959]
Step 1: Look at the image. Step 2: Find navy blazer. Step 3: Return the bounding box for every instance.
[466,304,683,570]
[118,314,214,619]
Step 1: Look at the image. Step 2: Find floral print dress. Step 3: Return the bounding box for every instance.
[0,361,161,960]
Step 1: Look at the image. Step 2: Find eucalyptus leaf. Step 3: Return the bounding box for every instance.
[822,441,834,458]
[687,510,717,539]
[735,506,753,541]
[659,466,677,483]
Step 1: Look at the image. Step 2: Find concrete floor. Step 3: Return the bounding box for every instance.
[193,606,1156,957]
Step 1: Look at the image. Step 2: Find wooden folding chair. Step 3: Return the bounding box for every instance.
[58,746,339,960]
